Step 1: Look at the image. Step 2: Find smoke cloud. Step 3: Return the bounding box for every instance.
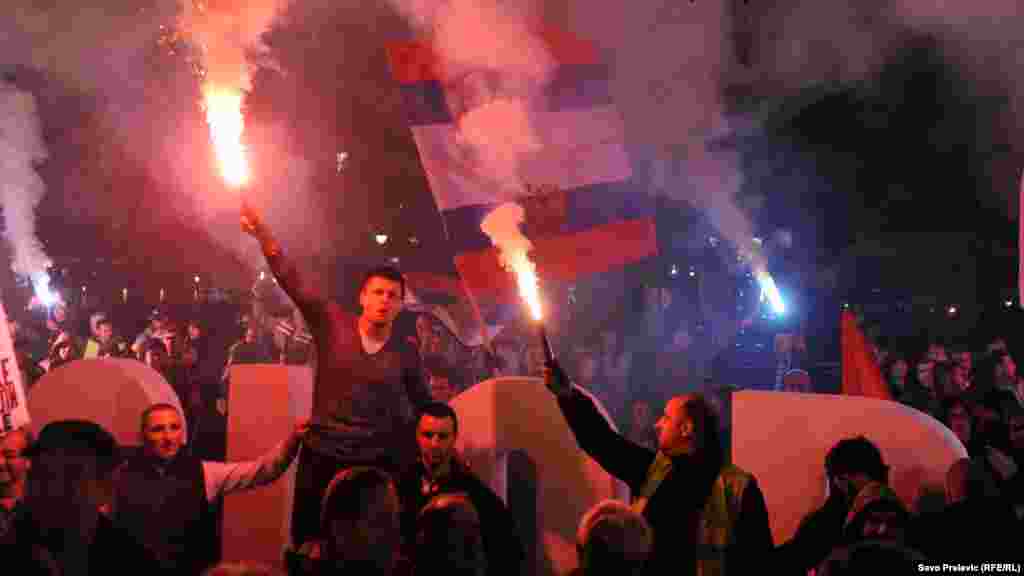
[177,0,290,93]
[388,0,555,196]
[0,81,51,282]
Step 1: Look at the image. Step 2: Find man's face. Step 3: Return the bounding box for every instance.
[951,364,970,392]
[0,429,30,489]
[916,361,934,387]
[359,277,403,326]
[953,351,971,374]
[417,414,456,471]
[429,375,455,403]
[998,355,1017,383]
[97,323,113,344]
[948,404,972,446]
[142,408,185,461]
[889,359,908,380]
[928,344,948,363]
[654,397,693,454]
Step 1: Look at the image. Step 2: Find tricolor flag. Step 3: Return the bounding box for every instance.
[386,28,657,325]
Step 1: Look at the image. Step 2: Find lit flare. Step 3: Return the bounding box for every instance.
[508,249,543,321]
[202,85,249,188]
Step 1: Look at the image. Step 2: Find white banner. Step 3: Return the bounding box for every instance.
[0,299,30,434]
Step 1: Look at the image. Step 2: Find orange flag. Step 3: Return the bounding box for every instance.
[841,310,891,400]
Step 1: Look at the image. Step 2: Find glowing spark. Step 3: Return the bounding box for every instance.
[754,268,785,315]
[202,85,249,188]
[32,273,60,308]
[509,249,543,321]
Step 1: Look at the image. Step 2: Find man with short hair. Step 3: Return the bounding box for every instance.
[397,402,523,575]
[545,360,772,575]
[111,403,308,575]
[774,436,890,574]
[242,204,429,546]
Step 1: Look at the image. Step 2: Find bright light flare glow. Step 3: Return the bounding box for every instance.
[32,273,60,308]
[755,269,785,315]
[508,250,543,321]
[202,86,249,188]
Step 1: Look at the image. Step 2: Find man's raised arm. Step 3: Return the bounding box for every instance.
[241,202,327,331]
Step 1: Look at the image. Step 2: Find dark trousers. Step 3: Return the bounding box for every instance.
[291,449,394,546]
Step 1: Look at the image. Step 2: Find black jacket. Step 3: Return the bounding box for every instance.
[397,459,525,576]
[556,388,773,575]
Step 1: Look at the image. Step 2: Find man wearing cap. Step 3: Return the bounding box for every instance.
[4,420,158,575]
[132,308,175,359]
[111,403,309,575]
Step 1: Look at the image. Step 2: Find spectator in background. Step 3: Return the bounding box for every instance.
[940,396,973,452]
[884,354,908,399]
[413,494,488,576]
[83,314,129,359]
[572,500,652,576]
[423,356,457,403]
[775,436,891,575]
[133,309,173,359]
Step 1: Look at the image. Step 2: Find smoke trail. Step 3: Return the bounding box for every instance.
[0,82,52,292]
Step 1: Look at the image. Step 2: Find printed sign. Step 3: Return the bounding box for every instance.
[0,299,30,434]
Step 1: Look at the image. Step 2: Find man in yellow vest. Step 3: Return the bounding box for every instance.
[545,358,772,576]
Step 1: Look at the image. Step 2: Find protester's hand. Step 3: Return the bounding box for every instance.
[543,358,571,397]
[216,398,227,416]
[240,201,265,237]
[290,417,312,449]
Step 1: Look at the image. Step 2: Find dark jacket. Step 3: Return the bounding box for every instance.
[397,459,525,576]
[112,452,218,575]
[773,492,851,575]
[556,388,773,576]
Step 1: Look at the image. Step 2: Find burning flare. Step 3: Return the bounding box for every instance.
[480,203,543,321]
[202,85,249,188]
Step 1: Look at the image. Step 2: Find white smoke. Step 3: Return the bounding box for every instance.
[0,81,52,284]
[388,0,555,195]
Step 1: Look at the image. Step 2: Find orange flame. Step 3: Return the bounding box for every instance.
[507,249,543,321]
[202,85,249,188]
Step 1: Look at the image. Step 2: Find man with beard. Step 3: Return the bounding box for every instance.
[241,203,430,547]
[111,403,308,575]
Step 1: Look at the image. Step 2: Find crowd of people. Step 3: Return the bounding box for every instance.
[1,205,1022,575]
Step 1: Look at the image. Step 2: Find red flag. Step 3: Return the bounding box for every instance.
[841,310,891,400]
